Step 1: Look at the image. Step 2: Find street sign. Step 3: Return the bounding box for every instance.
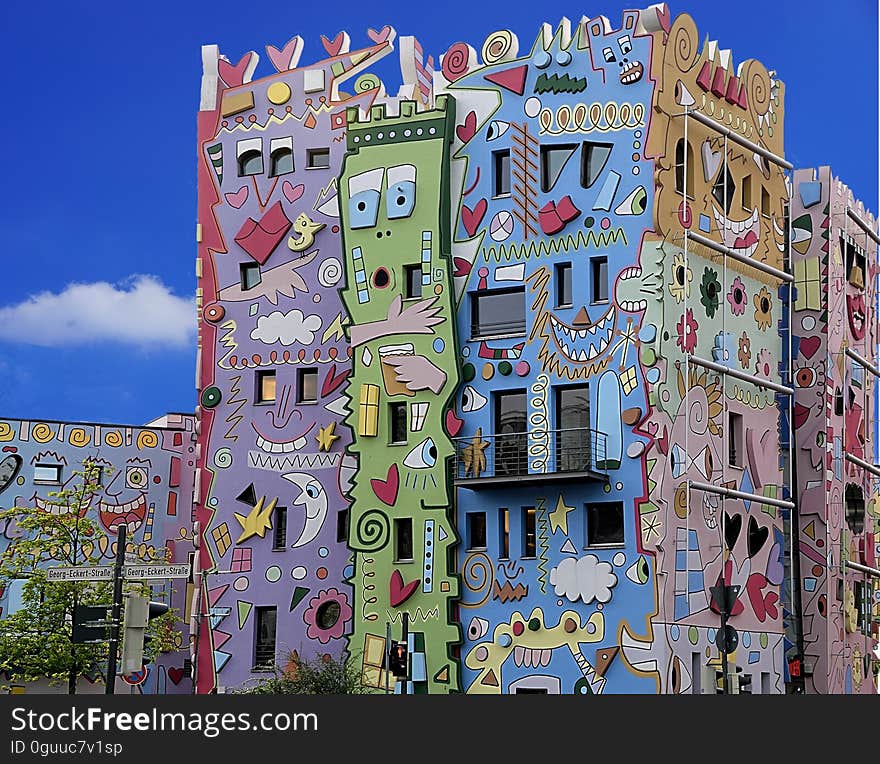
[123,563,190,580]
[714,624,739,654]
[47,565,114,582]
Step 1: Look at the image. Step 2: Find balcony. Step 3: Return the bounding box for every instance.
[452,427,609,487]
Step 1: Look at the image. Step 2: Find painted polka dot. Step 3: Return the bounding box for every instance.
[742,631,752,648]
[634,130,641,138]
[291,566,307,580]
[462,346,471,358]
[670,625,680,641]
[233,576,249,592]
[498,634,512,648]
[482,363,495,380]
[632,167,640,175]
[759,632,768,648]
[587,621,596,633]
[512,621,524,636]
[687,626,699,645]
[632,153,640,162]
[433,338,446,354]
[612,552,626,567]
[475,646,489,661]
[267,81,291,104]
[498,361,512,376]
[603,483,611,493]
[801,316,816,331]
[209,497,218,506]
[266,566,282,583]
[318,547,329,558]
[524,97,541,118]
[317,567,328,580]
[615,482,623,491]
[16,476,24,485]
[600,217,611,229]
[515,360,530,376]
[462,363,476,382]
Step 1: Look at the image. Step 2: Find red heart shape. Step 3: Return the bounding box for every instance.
[745,572,771,622]
[321,31,348,57]
[266,37,303,72]
[445,409,463,437]
[367,26,394,44]
[461,198,488,237]
[389,569,420,608]
[168,667,185,685]
[453,257,472,277]
[370,463,399,506]
[321,363,350,397]
[456,111,477,144]
[799,335,821,360]
[218,53,257,87]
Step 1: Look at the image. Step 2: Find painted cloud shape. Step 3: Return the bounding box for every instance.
[250,309,322,346]
[550,554,618,604]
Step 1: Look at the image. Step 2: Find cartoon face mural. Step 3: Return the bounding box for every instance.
[0,416,196,693]
[339,93,462,694]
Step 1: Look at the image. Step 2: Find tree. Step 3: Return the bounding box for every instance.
[0,460,177,694]
[238,650,369,694]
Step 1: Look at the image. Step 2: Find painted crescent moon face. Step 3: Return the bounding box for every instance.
[282,472,328,548]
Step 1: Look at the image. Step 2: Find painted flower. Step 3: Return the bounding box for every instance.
[754,286,773,331]
[727,276,747,316]
[675,308,699,354]
[700,267,721,318]
[668,251,693,304]
[755,348,773,379]
[303,588,352,644]
[738,332,751,369]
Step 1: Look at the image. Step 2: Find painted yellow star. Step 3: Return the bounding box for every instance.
[316,421,340,451]
[549,494,575,535]
[462,427,490,477]
[233,496,276,543]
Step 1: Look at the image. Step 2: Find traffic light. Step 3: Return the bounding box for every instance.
[387,640,408,679]
[737,670,752,694]
[121,596,169,674]
[72,604,110,644]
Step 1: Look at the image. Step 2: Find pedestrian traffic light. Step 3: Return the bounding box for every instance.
[121,596,169,674]
[387,640,408,678]
[72,604,110,644]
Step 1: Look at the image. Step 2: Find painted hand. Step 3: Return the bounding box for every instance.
[349,295,446,347]
[384,354,447,394]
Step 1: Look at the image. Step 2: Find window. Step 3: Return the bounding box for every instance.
[522,507,537,558]
[556,385,591,472]
[495,390,527,477]
[395,517,413,562]
[691,653,702,695]
[254,606,277,670]
[845,484,865,535]
[834,388,844,417]
[586,502,625,546]
[591,256,608,303]
[237,137,263,177]
[728,412,743,467]
[389,402,408,444]
[269,137,294,177]
[711,166,735,214]
[741,175,752,211]
[674,138,694,196]
[33,464,62,484]
[843,236,866,289]
[336,509,349,543]
[471,287,526,338]
[499,508,510,559]
[468,512,487,550]
[297,368,318,403]
[761,186,771,217]
[403,265,422,299]
[556,263,572,307]
[515,688,548,694]
[580,141,613,188]
[493,150,511,197]
[273,507,287,550]
[306,148,330,169]
[256,370,276,404]
[240,263,261,291]
[540,143,578,192]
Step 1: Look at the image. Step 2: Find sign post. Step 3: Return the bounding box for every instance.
[105,524,127,695]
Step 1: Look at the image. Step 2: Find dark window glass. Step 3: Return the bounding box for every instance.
[404,265,422,299]
[499,508,510,559]
[845,484,865,535]
[712,166,736,214]
[495,390,527,477]
[239,150,262,176]
[586,502,625,546]
[390,402,408,444]
[761,186,770,217]
[522,507,536,557]
[240,263,261,291]
[581,141,613,188]
[471,288,525,338]
[540,144,577,192]
[468,512,487,550]
[269,148,294,177]
[591,257,608,303]
[556,385,591,472]
[254,607,277,669]
[307,148,330,169]
[556,263,572,307]
[273,507,287,549]
[297,368,318,403]
[493,150,511,196]
[336,509,349,543]
[395,518,413,561]
[728,412,743,466]
[674,139,694,195]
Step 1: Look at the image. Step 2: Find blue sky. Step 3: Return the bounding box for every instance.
[0,0,876,425]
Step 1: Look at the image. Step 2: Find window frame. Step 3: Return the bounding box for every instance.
[403,264,423,300]
[539,143,578,193]
[590,256,609,304]
[522,506,537,558]
[272,506,287,550]
[499,508,510,560]
[33,464,62,485]
[492,149,511,198]
[389,402,408,445]
[470,286,526,340]
[306,148,330,170]
[296,368,319,404]
[728,411,744,467]
[467,511,487,551]
[556,262,573,308]
[674,138,694,199]
[394,517,414,563]
[253,606,278,671]
[584,501,625,548]
[255,370,277,405]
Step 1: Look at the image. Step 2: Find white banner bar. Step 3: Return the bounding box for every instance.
[123,563,191,580]
[46,566,114,582]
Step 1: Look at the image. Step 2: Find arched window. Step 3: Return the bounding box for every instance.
[269,137,294,177]
[674,138,694,195]
[238,149,262,177]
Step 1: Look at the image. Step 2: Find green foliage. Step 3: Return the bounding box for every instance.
[238,652,370,695]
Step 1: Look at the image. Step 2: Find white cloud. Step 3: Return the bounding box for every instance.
[550,555,618,604]
[0,276,195,348]
[250,309,322,346]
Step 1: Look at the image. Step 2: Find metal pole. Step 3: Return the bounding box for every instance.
[400,612,409,695]
[105,523,126,695]
[385,622,391,694]
[720,607,729,695]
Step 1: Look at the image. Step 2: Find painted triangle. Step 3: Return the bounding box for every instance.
[290,586,310,611]
[481,668,499,686]
[434,665,450,683]
[237,600,253,629]
[214,650,232,673]
[208,584,229,606]
[561,538,577,554]
[213,630,231,649]
[803,521,815,540]
[484,65,528,95]
[437,526,448,541]
[236,483,258,506]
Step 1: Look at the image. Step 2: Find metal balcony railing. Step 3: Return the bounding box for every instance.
[452,427,608,485]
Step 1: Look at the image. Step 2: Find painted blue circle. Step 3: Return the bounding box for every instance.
[708,628,716,643]
[498,634,512,648]
[534,50,552,69]
[433,338,445,354]
[670,625,680,641]
[742,631,752,648]
[646,368,661,384]
[343,564,354,580]
[638,324,657,343]
[209,497,218,506]
[462,346,470,358]
[318,547,329,558]
[555,50,572,66]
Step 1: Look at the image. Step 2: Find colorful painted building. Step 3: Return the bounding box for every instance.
[790,167,880,694]
[0,414,196,694]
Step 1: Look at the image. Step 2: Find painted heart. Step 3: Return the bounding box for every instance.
[799,335,821,360]
[701,141,721,183]
[218,52,257,87]
[445,409,463,437]
[389,569,420,608]
[266,36,303,72]
[168,667,185,685]
[461,198,488,237]
[321,31,348,57]
[453,257,472,277]
[321,363,350,397]
[367,25,394,44]
[724,511,742,551]
[282,180,305,204]
[225,186,249,209]
[746,572,776,622]
[370,463,399,506]
[456,110,478,144]
[765,542,785,586]
[747,515,769,558]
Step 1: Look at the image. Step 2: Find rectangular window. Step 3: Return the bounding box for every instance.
[591,256,609,303]
[254,606,277,670]
[741,176,752,211]
[389,402,408,444]
[273,507,287,550]
[691,653,702,695]
[728,411,743,467]
[522,507,536,558]
[403,264,422,299]
[556,385,591,472]
[240,263,261,291]
[760,672,771,695]
[556,263,572,307]
[297,368,318,403]
[843,236,866,288]
[499,508,510,559]
[495,390,527,477]
[471,287,526,338]
[306,148,330,169]
[395,518,413,562]
[540,143,577,193]
[761,186,770,217]
[33,464,62,484]
[493,149,511,197]
[256,370,276,404]
[586,502,625,546]
[468,512,487,550]
[336,509,349,543]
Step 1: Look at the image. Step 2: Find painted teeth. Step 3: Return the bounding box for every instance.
[513,647,553,667]
[620,300,647,312]
[99,494,145,514]
[620,266,642,280]
[256,434,306,454]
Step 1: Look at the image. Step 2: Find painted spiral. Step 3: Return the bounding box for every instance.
[481,30,518,65]
[461,551,493,608]
[0,422,14,442]
[136,430,159,450]
[213,447,233,469]
[68,427,91,448]
[353,509,390,552]
[32,423,55,444]
[318,257,343,287]
[441,41,474,82]
[671,14,699,73]
[354,73,382,94]
[104,430,123,448]
[744,60,772,119]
